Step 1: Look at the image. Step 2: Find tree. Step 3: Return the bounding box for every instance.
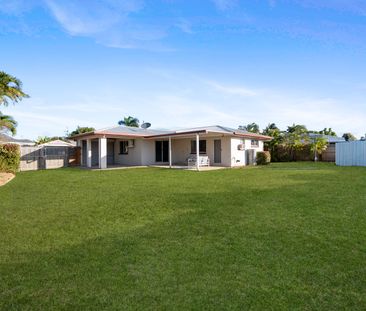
[342,133,357,141]
[262,123,279,136]
[281,124,309,161]
[319,127,337,136]
[238,122,260,133]
[0,71,29,106]
[310,137,328,161]
[287,124,307,134]
[0,112,17,135]
[68,126,95,137]
[262,123,283,161]
[118,116,139,127]
[35,136,53,145]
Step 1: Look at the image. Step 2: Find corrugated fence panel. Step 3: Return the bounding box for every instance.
[336,141,366,166]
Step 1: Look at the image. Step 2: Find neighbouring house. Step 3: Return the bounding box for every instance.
[71,125,272,169]
[308,133,345,162]
[38,139,76,147]
[0,133,35,146]
[20,139,79,171]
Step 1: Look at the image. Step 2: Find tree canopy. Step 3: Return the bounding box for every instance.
[0,71,29,106]
[68,126,95,137]
[118,116,139,127]
[0,112,17,135]
[342,133,357,141]
[238,122,260,133]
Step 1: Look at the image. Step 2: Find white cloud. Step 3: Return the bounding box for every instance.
[44,0,142,35]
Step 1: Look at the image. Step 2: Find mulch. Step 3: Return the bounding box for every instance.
[0,172,15,187]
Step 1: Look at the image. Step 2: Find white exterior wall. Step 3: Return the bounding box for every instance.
[230,137,246,167]
[230,138,264,166]
[245,138,264,164]
[140,140,156,165]
[114,138,144,166]
[171,138,190,164]
[336,141,366,166]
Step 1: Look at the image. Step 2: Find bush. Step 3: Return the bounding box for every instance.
[256,151,271,165]
[0,144,20,173]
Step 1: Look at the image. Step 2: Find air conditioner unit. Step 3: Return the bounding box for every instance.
[128,139,135,148]
[237,144,245,151]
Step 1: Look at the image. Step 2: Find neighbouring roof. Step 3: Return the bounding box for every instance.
[0,133,35,145]
[38,139,76,147]
[71,125,272,141]
[308,133,345,143]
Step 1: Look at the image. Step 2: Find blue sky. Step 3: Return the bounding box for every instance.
[1,0,366,139]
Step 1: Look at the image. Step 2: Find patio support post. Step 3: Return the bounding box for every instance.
[99,136,107,169]
[196,133,200,171]
[86,139,92,168]
[169,136,172,168]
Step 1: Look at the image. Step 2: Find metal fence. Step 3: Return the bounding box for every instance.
[336,141,366,166]
[20,146,80,171]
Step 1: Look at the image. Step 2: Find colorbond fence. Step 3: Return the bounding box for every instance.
[20,146,80,171]
[336,141,366,166]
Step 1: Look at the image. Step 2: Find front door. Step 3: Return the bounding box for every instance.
[155,141,169,162]
[214,139,221,163]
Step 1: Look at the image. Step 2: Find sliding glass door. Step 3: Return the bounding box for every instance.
[155,141,169,162]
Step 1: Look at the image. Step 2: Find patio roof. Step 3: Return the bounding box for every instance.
[71,125,272,141]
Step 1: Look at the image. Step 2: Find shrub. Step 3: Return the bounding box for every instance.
[256,151,271,165]
[0,144,20,173]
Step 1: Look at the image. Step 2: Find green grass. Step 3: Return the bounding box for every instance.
[1,162,366,310]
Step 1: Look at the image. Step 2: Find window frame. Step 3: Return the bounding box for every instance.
[190,140,207,154]
[251,139,259,147]
[119,141,129,154]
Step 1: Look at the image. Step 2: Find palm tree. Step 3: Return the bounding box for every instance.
[239,122,260,133]
[310,137,328,161]
[0,112,17,135]
[0,71,29,106]
[118,116,139,127]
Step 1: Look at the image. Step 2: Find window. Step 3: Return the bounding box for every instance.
[251,140,259,147]
[191,140,207,154]
[119,141,128,154]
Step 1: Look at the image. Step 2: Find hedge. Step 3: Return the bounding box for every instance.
[0,144,20,173]
[256,151,271,165]
[268,144,313,162]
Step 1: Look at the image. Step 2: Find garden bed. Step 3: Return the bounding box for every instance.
[0,172,15,186]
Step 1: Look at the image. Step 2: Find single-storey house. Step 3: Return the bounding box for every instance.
[72,125,272,170]
[38,139,76,147]
[0,133,35,146]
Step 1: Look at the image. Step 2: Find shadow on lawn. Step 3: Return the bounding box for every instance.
[2,180,366,311]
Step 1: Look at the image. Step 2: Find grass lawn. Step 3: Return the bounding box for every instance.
[1,162,366,310]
